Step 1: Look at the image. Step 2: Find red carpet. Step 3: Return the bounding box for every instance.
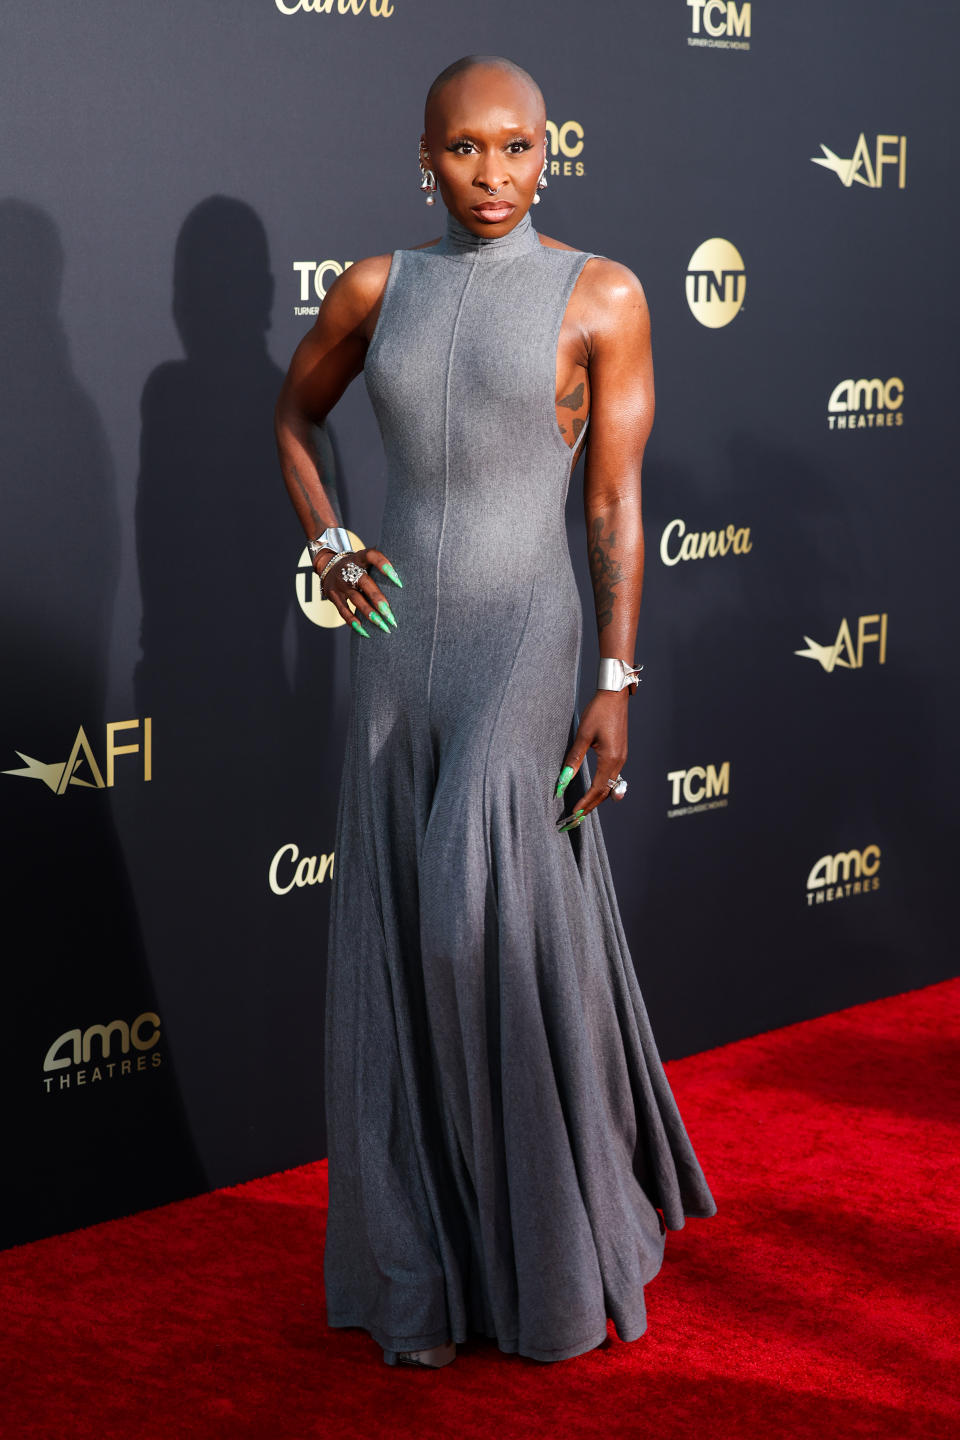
[3,979,958,1439]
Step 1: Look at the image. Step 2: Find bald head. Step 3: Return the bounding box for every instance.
[424,55,545,131]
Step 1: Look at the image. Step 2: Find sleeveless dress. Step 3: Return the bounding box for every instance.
[323,208,717,1364]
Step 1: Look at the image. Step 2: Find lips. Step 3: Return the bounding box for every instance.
[471,201,515,221]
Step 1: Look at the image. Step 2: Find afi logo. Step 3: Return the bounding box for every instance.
[812,134,906,189]
[4,719,152,793]
[795,615,887,673]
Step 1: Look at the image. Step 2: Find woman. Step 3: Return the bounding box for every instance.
[274,54,717,1369]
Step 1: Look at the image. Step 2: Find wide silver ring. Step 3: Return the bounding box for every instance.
[339,561,367,587]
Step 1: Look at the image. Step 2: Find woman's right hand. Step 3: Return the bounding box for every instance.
[318,548,403,637]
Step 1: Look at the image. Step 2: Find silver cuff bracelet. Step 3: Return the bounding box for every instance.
[597,658,643,693]
[308,526,353,561]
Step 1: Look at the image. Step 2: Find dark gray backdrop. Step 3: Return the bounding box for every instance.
[3,1,957,1247]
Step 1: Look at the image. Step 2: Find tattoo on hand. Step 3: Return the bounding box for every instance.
[588,516,624,632]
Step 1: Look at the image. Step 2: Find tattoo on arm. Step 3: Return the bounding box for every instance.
[558,381,584,411]
[588,516,624,632]
[290,462,324,531]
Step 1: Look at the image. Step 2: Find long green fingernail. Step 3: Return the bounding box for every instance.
[352,619,371,638]
[369,611,391,635]
[559,808,585,833]
[378,599,398,628]
[555,765,575,799]
[382,561,403,588]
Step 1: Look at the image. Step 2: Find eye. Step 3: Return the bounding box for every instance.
[507,140,534,154]
[448,139,476,154]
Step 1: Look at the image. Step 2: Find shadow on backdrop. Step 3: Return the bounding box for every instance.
[0,198,204,1247]
[133,197,341,1183]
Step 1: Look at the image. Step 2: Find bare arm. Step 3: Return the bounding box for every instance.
[557,261,655,825]
[274,255,402,633]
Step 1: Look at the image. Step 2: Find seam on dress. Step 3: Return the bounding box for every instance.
[424,252,479,750]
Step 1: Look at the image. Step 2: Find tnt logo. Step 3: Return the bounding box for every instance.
[296,534,365,629]
[687,1,751,44]
[828,378,904,430]
[806,845,881,905]
[545,120,585,178]
[667,762,730,817]
[686,238,746,327]
[292,260,353,315]
[795,614,887,674]
[812,134,907,189]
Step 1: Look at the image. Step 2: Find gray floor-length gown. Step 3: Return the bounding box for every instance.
[323,208,717,1364]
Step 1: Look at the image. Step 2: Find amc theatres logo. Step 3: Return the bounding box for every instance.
[667,762,730,818]
[686,238,746,328]
[4,719,152,794]
[545,120,585,179]
[794,614,887,674]
[828,377,904,431]
[687,0,751,49]
[811,134,906,189]
[43,1012,163,1093]
[806,846,881,906]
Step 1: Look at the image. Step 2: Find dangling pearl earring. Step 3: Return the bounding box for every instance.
[419,142,437,206]
[533,149,548,205]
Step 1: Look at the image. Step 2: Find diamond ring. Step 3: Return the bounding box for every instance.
[606,774,628,801]
[339,560,367,587]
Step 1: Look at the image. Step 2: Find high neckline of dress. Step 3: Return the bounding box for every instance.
[436,208,541,258]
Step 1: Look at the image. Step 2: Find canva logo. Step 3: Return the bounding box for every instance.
[828,377,904,430]
[292,259,353,316]
[660,518,752,565]
[806,846,881,906]
[686,238,746,327]
[269,842,335,895]
[275,0,394,16]
[545,120,585,179]
[296,533,365,629]
[4,719,152,794]
[811,134,906,189]
[667,763,730,818]
[794,614,888,673]
[687,0,751,49]
[42,1012,163,1093]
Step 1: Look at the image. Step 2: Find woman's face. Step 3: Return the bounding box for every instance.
[422,66,546,235]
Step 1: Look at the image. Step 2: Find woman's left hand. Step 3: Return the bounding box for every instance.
[555,689,631,828]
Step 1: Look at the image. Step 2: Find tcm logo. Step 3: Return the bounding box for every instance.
[42,1011,162,1093]
[4,719,152,794]
[686,238,746,328]
[292,260,353,316]
[296,532,364,629]
[687,0,751,48]
[269,842,335,896]
[795,614,887,673]
[667,762,730,818]
[545,120,585,179]
[660,518,752,566]
[828,377,904,431]
[806,845,881,906]
[275,0,395,17]
[812,134,906,189]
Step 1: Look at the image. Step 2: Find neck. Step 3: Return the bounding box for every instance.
[437,208,540,258]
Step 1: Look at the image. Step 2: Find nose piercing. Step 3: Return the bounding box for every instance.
[480,183,502,195]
